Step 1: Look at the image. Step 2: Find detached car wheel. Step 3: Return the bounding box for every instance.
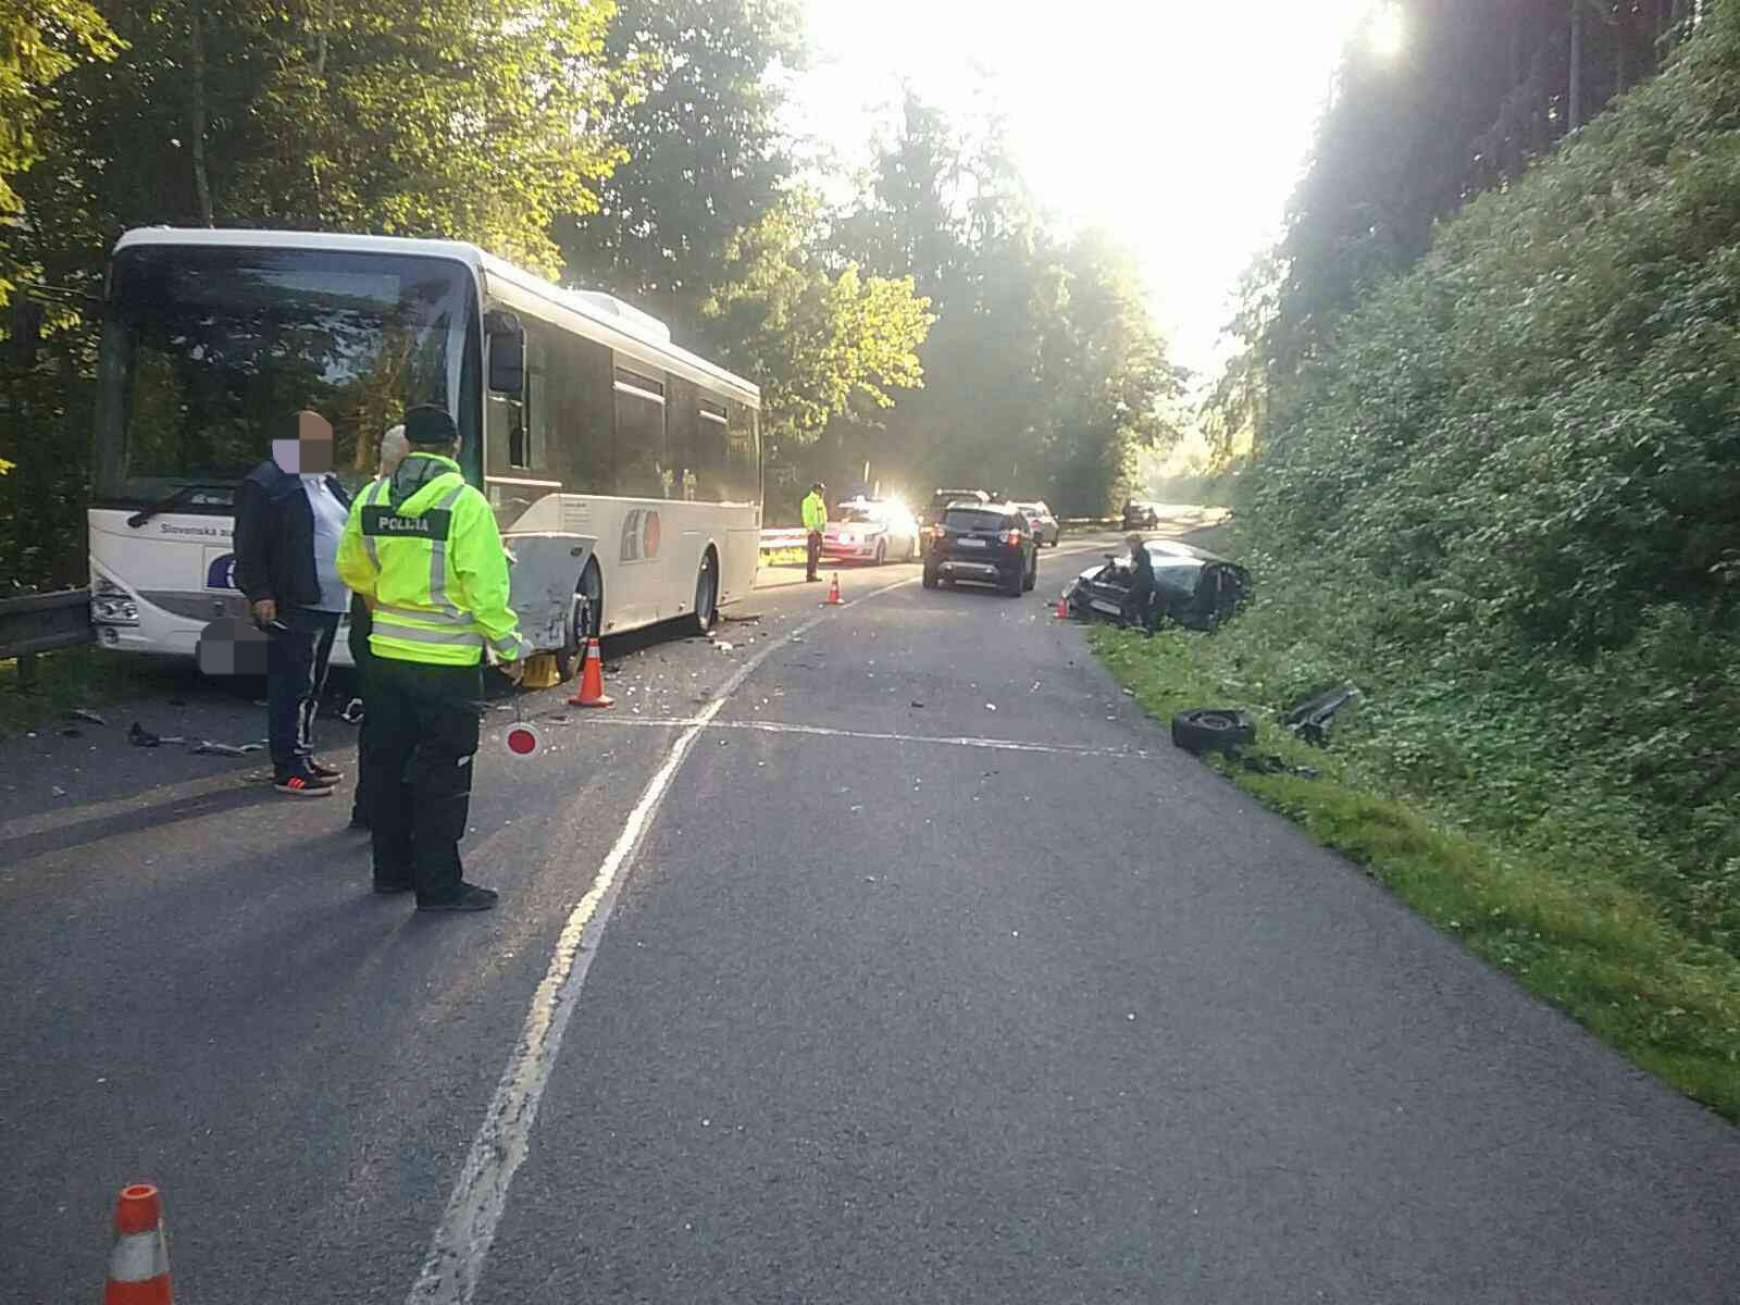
[1170,708,1257,755]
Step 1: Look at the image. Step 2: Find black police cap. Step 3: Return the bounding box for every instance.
[405,405,459,445]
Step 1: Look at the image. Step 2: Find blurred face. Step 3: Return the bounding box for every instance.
[272,410,335,474]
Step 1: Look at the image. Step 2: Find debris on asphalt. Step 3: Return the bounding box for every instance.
[51,785,67,797]
[128,722,187,748]
[910,700,925,708]
[61,728,82,738]
[191,740,264,756]
[714,641,735,652]
[985,703,997,712]
[1284,683,1363,746]
[66,708,108,726]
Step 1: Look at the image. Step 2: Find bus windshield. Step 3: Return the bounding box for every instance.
[95,244,477,505]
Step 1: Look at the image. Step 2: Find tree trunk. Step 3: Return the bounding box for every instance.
[315,0,335,78]
[1569,0,1584,132]
[190,0,214,226]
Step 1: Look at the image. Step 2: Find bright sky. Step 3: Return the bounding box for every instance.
[787,0,1392,381]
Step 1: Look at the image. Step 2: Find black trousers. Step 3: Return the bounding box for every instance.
[1123,585,1160,634]
[266,607,340,779]
[806,530,822,580]
[347,599,375,825]
[361,657,483,904]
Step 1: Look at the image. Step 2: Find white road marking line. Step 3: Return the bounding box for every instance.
[575,716,1145,759]
[405,571,921,1304]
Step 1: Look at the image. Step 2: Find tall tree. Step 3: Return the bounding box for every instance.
[821,95,1181,514]
[560,0,801,338]
[1243,0,1692,400]
[700,193,931,454]
[0,0,118,297]
[15,0,638,286]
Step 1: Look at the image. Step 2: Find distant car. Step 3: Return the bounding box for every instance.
[920,487,991,527]
[923,501,1038,597]
[822,498,921,565]
[1122,500,1163,530]
[1063,539,1250,630]
[1013,500,1060,547]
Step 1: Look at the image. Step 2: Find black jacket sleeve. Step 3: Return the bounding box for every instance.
[232,476,272,603]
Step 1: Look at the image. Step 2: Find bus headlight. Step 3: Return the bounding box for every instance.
[91,574,140,625]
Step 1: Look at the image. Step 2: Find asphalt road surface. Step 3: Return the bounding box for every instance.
[3,533,1738,1303]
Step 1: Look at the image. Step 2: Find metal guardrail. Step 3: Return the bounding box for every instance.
[0,588,94,685]
[758,527,809,551]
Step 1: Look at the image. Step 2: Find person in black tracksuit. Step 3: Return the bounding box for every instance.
[1122,532,1159,636]
[233,423,352,794]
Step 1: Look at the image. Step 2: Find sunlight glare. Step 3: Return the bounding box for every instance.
[1367,3,1406,58]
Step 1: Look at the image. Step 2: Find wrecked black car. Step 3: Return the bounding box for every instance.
[1061,539,1250,631]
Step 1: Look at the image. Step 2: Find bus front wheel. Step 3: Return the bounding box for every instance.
[555,560,603,681]
[687,549,719,637]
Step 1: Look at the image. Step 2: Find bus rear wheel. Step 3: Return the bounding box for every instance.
[687,549,719,637]
[555,560,603,681]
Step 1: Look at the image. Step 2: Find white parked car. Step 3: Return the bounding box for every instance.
[822,498,922,565]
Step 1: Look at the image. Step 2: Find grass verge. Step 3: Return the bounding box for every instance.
[1092,624,1740,1122]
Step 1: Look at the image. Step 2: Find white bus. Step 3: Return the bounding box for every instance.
[87,229,762,676]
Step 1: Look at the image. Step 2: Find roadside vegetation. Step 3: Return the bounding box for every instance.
[1099,3,1740,1117]
[1096,625,1740,1121]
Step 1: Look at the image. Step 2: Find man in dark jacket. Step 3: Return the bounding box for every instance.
[1121,532,1159,636]
[233,410,352,796]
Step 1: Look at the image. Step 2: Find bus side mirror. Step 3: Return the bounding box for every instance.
[485,310,524,395]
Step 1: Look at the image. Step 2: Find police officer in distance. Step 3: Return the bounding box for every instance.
[336,405,528,912]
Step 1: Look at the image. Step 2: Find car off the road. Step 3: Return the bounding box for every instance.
[922,501,1038,597]
[1121,500,1163,530]
[821,498,922,565]
[1013,500,1060,547]
[1063,539,1250,630]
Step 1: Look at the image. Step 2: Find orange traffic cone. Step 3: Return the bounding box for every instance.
[567,637,614,708]
[105,1183,172,1304]
[823,573,844,607]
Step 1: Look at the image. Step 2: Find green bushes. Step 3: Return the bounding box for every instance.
[1219,9,1740,966]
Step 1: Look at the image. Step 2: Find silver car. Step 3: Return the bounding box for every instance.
[1013,500,1060,547]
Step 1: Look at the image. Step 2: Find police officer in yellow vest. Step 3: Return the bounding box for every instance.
[801,481,828,582]
[336,405,528,912]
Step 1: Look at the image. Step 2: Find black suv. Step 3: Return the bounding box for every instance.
[923,502,1038,597]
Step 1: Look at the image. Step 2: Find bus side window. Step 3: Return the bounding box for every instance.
[666,375,700,502]
[696,393,729,501]
[725,401,759,504]
[539,327,611,493]
[613,362,667,499]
